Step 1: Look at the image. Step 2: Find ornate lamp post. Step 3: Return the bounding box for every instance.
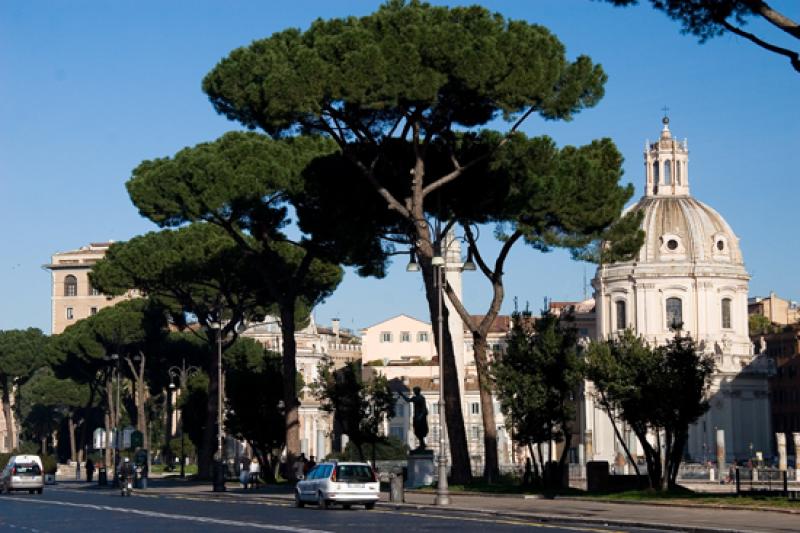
[406,224,476,506]
[207,318,247,491]
[168,358,199,478]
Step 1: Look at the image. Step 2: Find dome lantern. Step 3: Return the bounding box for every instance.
[644,115,689,197]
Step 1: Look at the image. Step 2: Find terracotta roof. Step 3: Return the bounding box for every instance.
[463,315,511,334]
[386,375,482,394]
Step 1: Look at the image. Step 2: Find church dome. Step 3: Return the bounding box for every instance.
[626,196,744,265]
[622,117,745,268]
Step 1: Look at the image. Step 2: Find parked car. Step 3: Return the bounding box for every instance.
[295,461,379,510]
[0,455,44,494]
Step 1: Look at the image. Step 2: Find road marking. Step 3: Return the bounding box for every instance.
[373,508,625,532]
[2,496,331,533]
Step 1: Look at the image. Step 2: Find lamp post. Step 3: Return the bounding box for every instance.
[434,258,450,506]
[168,358,199,478]
[208,319,246,492]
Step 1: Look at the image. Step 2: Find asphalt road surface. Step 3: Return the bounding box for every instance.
[0,485,648,533]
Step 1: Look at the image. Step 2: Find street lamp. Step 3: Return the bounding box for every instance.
[168,358,199,478]
[207,318,247,492]
[434,258,449,506]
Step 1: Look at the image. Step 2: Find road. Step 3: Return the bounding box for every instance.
[0,484,645,533]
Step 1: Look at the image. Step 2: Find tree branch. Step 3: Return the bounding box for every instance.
[721,19,800,72]
[754,1,800,40]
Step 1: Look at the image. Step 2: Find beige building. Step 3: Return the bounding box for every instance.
[749,292,799,327]
[361,309,515,472]
[241,316,361,459]
[44,242,135,334]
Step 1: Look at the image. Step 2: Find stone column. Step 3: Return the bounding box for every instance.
[716,429,726,473]
[776,433,787,471]
[794,433,800,482]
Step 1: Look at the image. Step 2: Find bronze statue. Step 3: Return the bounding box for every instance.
[399,386,429,450]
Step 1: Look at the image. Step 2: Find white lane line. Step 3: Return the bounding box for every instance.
[2,496,331,533]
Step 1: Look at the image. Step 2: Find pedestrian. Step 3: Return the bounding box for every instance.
[293,453,306,481]
[85,457,95,483]
[249,457,261,490]
[240,460,250,490]
[304,455,316,476]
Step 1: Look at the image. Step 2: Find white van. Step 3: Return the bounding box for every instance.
[0,455,44,494]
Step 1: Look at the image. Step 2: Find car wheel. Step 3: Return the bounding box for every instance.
[295,492,305,508]
[36,488,43,495]
[29,489,35,494]
[365,502,375,510]
[317,491,328,510]
[342,504,351,510]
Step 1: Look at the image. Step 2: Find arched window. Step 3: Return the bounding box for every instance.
[721,298,732,329]
[652,161,659,183]
[64,275,78,297]
[664,160,672,185]
[666,297,683,329]
[615,300,626,331]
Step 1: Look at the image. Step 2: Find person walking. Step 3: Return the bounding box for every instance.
[249,457,261,490]
[240,459,250,490]
[293,453,307,481]
[85,458,95,483]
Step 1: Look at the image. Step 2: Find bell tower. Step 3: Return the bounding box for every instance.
[644,115,690,197]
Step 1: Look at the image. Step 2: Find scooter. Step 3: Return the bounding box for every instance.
[120,474,133,497]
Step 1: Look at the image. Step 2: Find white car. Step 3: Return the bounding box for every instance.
[0,455,44,494]
[295,461,379,510]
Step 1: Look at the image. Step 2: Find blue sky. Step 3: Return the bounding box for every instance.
[1,0,797,335]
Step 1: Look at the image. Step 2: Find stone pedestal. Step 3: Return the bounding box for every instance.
[405,450,434,488]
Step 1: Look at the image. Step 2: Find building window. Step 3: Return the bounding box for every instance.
[664,160,672,185]
[64,275,78,297]
[432,426,440,440]
[470,402,480,415]
[417,332,429,343]
[389,426,403,439]
[666,297,683,329]
[431,403,439,415]
[471,425,481,440]
[380,332,392,343]
[400,331,411,343]
[89,283,101,296]
[615,300,626,331]
[676,161,682,184]
[66,307,74,320]
[721,298,732,329]
[90,307,98,316]
[652,161,659,182]
[395,403,404,417]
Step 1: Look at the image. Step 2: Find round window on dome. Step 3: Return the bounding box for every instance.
[667,239,679,251]
[716,240,725,251]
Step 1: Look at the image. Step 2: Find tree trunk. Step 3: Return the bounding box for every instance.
[423,263,471,484]
[473,338,499,482]
[68,414,77,462]
[280,304,301,480]
[1,375,15,451]
[198,337,220,480]
[104,411,112,468]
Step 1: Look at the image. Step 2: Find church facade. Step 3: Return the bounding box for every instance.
[582,118,772,465]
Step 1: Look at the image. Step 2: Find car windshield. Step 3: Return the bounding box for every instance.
[335,465,373,482]
[15,463,41,475]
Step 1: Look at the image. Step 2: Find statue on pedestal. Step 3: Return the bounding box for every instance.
[399,386,428,451]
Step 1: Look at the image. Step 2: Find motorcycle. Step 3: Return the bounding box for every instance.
[120,474,133,496]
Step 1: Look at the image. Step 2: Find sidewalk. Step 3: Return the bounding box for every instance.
[57,477,800,533]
